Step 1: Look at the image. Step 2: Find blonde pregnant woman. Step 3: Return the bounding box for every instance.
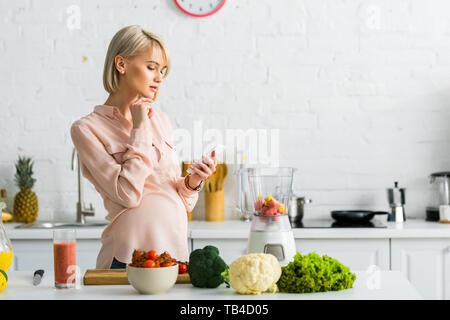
[70,25,216,269]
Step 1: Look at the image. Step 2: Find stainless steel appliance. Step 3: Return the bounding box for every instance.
[426,172,450,221]
[387,181,406,222]
[288,194,312,225]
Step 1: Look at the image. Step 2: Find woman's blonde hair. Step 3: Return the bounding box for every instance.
[103,25,170,100]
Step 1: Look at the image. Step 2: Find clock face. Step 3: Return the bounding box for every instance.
[174,0,226,18]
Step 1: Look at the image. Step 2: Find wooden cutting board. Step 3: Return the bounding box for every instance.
[83,269,190,285]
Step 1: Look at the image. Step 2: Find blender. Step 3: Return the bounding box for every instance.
[241,167,297,266]
[426,172,450,221]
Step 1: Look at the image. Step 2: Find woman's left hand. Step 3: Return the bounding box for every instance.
[188,150,217,188]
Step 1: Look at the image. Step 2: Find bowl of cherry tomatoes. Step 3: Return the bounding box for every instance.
[126,249,181,294]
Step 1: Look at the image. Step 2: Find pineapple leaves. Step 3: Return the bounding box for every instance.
[14,156,36,191]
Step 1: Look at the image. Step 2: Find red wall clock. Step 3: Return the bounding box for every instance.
[174,0,226,18]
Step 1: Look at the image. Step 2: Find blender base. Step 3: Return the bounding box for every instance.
[247,230,296,266]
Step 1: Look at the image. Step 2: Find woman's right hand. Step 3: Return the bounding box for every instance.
[131,97,154,129]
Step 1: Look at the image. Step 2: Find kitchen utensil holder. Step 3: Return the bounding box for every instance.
[205,189,224,221]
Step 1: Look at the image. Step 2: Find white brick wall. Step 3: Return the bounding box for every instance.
[1,0,450,222]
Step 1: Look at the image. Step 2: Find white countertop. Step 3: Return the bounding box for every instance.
[0,270,422,300]
[3,222,106,240]
[3,217,450,240]
[188,218,450,239]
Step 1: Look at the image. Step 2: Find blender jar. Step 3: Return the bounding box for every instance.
[247,167,296,215]
[250,214,293,232]
[427,172,450,221]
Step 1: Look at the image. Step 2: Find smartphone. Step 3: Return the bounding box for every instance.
[186,145,216,175]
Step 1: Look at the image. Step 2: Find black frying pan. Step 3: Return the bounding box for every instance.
[331,210,389,223]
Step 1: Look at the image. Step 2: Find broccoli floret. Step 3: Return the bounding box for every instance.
[188,245,228,288]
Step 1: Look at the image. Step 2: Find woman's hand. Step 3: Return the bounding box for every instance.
[188,150,217,188]
[131,97,154,129]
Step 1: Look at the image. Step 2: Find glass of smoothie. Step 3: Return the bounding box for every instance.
[53,229,76,289]
[0,217,13,272]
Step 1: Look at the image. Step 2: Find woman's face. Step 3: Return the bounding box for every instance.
[119,45,167,100]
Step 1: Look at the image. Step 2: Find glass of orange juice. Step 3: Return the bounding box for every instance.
[0,219,13,272]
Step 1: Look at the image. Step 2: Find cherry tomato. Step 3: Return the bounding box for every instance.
[146,250,158,260]
[178,263,188,274]
[143,259,156,268]
[130,249,177,268]
[154,257,162,264]
[133,250,141,258]
[160,252,171,259]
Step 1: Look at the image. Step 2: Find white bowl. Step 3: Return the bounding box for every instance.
[126,264,178,294]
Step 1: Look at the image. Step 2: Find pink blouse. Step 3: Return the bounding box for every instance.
[70,105,199,269]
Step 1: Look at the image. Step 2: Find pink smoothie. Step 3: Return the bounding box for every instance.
[53,242,76,285]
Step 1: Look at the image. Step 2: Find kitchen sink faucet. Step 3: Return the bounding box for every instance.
[71,148,95,224]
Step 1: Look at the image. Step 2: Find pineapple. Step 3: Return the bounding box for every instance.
[13,156,39,223]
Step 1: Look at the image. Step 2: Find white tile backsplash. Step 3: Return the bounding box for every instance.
[1,0,449,222]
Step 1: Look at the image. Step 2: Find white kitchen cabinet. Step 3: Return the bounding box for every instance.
[190,238,390,271]
[11,239,102,272]
[295,239,390,271]
[391,238,450,300]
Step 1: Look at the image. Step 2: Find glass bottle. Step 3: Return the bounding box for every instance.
[0,189,10,214]
[0,210,13,271]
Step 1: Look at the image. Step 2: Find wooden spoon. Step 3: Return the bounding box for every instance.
[207,167,216,193]
[215,164,222,191]
[219,164,228,191]
[215,163,228,191]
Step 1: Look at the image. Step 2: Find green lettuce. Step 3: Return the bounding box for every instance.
[277,251,356,293]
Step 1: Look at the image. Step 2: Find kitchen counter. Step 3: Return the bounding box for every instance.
[3,217,450,239]
[0,270,422,300]
[188,218,450,239]
[3,222,106,239]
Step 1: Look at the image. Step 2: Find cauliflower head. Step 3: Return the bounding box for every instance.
[229,253,281,295]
